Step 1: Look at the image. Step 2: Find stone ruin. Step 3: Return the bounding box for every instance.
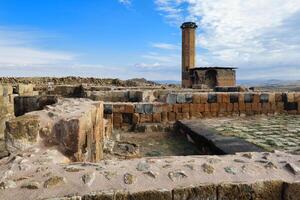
[0,22,299,200]
[0,81,299,199]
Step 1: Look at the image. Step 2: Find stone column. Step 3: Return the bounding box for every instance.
[181,22,198,88]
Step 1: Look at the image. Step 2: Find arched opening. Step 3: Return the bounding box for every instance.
[205,70,217,88]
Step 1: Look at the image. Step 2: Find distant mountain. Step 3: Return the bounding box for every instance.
[153,80,181,85]
[237,79,300,87]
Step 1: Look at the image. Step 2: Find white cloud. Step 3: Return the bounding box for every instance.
[0,27,75,68]
[151,42,180,50]
[119,0,132,6]
[155,0,300,79]
[135,62,161,68]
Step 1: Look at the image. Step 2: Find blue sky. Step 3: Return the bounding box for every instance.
[0,0,300,81]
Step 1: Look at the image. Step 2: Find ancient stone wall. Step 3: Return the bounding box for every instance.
[0,85,14,139]
[104,92,300,130]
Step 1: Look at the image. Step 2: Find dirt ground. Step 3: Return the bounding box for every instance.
[108,131,201,158]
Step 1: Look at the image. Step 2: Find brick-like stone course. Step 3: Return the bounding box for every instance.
[106,92,300,129]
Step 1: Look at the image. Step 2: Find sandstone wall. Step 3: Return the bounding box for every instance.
[0,85,14,139]
[104,92,300,130]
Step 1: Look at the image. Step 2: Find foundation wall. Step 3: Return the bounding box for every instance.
[104,92,300,129]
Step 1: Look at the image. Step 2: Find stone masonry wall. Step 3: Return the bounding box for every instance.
[104,92,300,129]
[0,85,14,139]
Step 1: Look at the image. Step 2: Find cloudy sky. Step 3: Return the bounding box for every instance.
[0,0,300,81]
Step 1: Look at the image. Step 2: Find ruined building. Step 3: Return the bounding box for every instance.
[181,22,236,88]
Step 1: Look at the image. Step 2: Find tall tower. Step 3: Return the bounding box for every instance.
[181,22,198,88]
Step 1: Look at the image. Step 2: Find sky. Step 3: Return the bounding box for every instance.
[0,0,300,81]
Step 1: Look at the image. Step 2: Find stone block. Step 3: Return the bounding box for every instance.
[217,93,223,103]
[182,112,190,119]
[122,113,133,124]
[185,93,193,103]
[275,93,283,102]
[113,113,123,127]
[283,182,300,200]
[177,93,186,103]
[238,93,244,102]
[113,104,126,113]
[276,102,285,112]
[182,104,190,113]
[104,104,113,114]
[251,181,283,200]
[143,104,153,114]
[173,185,217,200]
[245,103,252,112]
[168,112,176,121]
[153,104,162,113]
[161,112,168,122]
[239,102,246,111]
[173,104,182,113]
[166,94,177,104]
[192,94,201,103]
[132,113,140,124]
[5,115,40,154]
[210,103,219,112]
[176,113,184,120]
[218,183,253,200]
[244,93,254,103]
[233,103,239,112]
[253,93,260,103]
[295,93,300,102]
[219,103,227,113]
[124,104,134,113]
[222,93,230,103]
[129,189,172,200]
[287,93,295,102]
[227,103,233,112]
[199,104,205,112]
[204,104,210,112]
[208,93,217,103]
[135,104,144,113]
[152,113,162,123]
[200,93,208,103]
[260,93,269,103]
[1,85,13,96]
[269,93,275,103]
[140,114,152,123]
[230,93,239,103]
[15,84,34,95]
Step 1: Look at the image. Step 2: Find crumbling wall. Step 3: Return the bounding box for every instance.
[105,92,300,130]
[216,69,236,86]
[5,99,106,162]
[14,95,58,116]
[0,85,14,139]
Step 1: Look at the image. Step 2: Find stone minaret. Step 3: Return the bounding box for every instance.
[181,22,198,88]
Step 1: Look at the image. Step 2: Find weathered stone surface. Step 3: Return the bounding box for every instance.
[129,189,172,200]
[44,176,65,188]
[5,115,40,154]
[283,182,300,200]
[5,98,106,162]
[251,181,283,200]
[21,181,40,189]
[218,183,253,200]
[124,173,135,185]
[173,185,217,200]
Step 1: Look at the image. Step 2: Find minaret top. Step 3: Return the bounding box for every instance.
[180,22,198,29]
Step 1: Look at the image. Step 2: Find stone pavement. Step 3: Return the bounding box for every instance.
[199,114,300,155]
